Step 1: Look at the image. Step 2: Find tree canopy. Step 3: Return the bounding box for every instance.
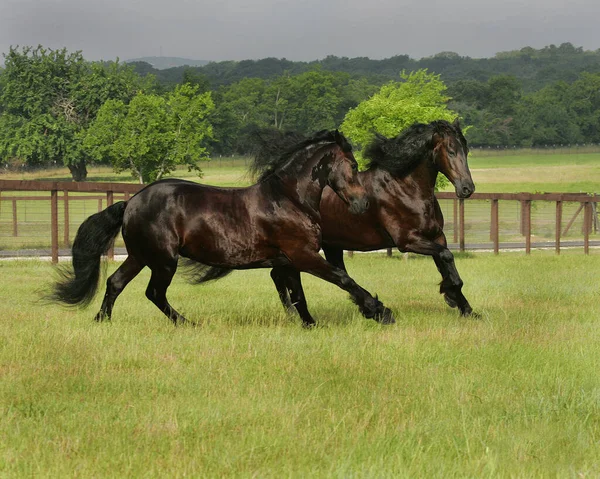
[341,70,456,148]
[0,46,153,180]
[2,43,600,180]
[84,85,214,183]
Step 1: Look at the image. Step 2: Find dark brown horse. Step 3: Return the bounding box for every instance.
[50,130,394,325]
[265,119,476,326]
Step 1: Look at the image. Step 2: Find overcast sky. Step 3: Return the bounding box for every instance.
[1,0,599,63]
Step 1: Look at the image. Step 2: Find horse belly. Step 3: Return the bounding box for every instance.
[181,220,279,268]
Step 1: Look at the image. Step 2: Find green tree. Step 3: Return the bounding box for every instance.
[210,78,269,154]
[84,84,214,183]
[568,72,600,143]
[0,46,152,180]
[341,69,456,148]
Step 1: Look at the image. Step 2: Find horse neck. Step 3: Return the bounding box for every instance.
[396,152,439,197]
[276,143,333,214]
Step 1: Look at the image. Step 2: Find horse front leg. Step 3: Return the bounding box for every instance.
[404,233,474,317]
[290,251,395,324]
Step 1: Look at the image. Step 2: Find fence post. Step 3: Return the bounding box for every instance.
[63,190,70,247]
[453,199,458,244]
[107,191,114,260]
[51,190,59,264]
[12,199,18,237]
[555,201,562,255]
[491,199,499,254]
[584,201,591,255]
[522,200,531,254]
[459,198,465,252]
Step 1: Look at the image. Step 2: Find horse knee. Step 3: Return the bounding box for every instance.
[439,249,454,263]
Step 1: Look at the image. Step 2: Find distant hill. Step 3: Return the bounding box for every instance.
[125,56,210,70]
[127,43,600,91]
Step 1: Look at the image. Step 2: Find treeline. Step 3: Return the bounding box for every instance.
[1,44,600,182]
[133,42,600,149]
[130,42,600,91]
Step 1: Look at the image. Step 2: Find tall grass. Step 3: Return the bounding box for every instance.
[1,253,599,476]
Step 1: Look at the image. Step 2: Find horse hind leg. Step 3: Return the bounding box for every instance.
[270,267,316,327]
[322,245,347,272]
[145,259,188,325]
[270,268,294,312]
[283,268,316,328]
[95,256,144,322]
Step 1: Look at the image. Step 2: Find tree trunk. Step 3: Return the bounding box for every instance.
[68,160,88,182]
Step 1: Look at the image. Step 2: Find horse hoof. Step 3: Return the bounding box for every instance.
[375,307,396,325]
[302,321,317,329]
[462,308,481,319]
[94,312,109,322]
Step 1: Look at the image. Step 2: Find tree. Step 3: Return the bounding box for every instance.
[210,77,269,154]
[0,46,153,180]
[341,69,456,148]
[84,84,214,183]
[340,70,457,190]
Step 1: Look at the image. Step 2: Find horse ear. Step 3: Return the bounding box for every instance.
[452,117,461,130]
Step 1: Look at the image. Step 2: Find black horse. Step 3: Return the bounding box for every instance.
[50,130,394,325]
[260,120,475,326]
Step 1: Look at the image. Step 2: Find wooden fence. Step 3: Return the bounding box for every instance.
[0,180,142,263]
[1,180,599,263]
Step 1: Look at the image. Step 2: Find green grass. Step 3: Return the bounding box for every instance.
[1,253,599,476]
[0,157,254,188]
[462,152,600,194]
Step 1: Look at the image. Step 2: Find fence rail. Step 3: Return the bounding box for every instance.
[1,180,599,263]
[0,180,143,263]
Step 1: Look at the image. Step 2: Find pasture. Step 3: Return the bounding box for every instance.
[1,150,600,476]
[1,253,599,476]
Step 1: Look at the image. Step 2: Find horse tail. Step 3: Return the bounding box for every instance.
[50,201,128,306]
[179,259,234,285]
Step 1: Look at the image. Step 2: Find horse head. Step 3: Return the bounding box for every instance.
[324,130,369,214]
[432,118,475,198]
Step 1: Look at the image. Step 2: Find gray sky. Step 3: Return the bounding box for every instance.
[1,0,599,63]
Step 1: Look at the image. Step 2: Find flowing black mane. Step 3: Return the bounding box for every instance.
[250,129,353,182]
[363,120,468,178]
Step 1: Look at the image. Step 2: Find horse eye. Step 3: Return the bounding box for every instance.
[351,163,358,171]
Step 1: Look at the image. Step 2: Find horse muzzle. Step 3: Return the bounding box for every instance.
[455,180,475,199]
[348,196,369,215]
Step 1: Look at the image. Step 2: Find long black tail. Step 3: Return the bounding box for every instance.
[49,201,127,306]
[179,258,234,285]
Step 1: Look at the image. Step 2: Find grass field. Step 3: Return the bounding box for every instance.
[1,252,599,476]
[468,152,600,194]
[2,150,600,476]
